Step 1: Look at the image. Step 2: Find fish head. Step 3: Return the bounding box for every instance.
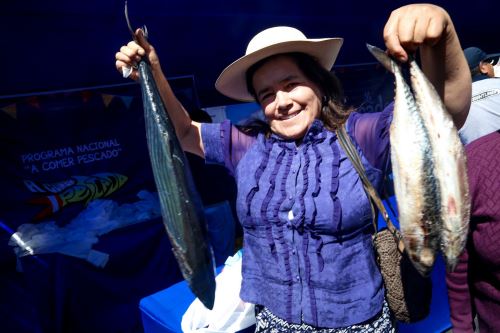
[115,174,128,187]
[366,44,395,74]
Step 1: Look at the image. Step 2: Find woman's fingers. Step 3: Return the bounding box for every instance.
[383,11,408,62]
[115,44,142,80]
[383,4,450,62]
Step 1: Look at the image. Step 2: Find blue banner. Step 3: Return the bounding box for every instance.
[0,91,177,333]
[0,92,154,226]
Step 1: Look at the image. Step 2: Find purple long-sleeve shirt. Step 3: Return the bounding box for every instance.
[446,130,500,333]
[201,105,392,328]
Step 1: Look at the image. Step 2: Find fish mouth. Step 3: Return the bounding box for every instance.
[278,110,302,120]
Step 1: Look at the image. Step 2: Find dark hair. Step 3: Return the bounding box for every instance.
[470,65,481,77]
[239,52,352,135]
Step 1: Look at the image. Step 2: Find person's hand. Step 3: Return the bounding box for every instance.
[115,28,161,80]
[383,4,451,62]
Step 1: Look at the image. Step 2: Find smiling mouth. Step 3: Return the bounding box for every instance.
[280,110,302,120]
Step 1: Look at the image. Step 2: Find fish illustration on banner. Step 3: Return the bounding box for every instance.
[25,172,128,220]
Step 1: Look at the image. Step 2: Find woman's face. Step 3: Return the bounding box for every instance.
[252,55,323,140]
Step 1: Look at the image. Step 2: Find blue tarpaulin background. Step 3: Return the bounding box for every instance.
[1,0,496,106]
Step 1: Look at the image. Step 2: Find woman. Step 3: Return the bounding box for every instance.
[116,4,470,332]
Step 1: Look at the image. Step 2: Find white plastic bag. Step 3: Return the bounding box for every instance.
[181,251,255,333]
[8,191,161,269]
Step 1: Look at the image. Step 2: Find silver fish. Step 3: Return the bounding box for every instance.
[125,3,216,309]
[408,59,470,272]
[367,44,441,276]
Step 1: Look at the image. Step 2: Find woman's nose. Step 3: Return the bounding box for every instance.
[275,90,292,110]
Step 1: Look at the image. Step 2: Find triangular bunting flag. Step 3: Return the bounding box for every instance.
[101,94,115,108]
[81,91,93,103]
[26,96,40,109]
[1,103,17,119]
[119,96,134,110]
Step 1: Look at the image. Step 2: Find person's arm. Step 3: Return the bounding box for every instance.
[115,29,204,157]
[383,4,471,128]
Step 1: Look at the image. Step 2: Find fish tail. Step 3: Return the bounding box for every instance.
[366,44,394,73]
[28,195,64,220]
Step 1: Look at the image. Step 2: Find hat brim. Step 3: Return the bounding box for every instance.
[484,52,500,61]
[215,38,343,102]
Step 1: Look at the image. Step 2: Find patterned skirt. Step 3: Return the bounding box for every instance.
[254,301,396,333]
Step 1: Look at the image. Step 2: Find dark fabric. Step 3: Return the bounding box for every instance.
[14,219,180,333]
[446,130,500,333]
[254,301,395,332]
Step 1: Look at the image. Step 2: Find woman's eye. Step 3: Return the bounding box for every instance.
[261,93,274,102]
[286,82,298,90]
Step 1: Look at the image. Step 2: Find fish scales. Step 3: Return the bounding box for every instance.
[138,60,216,309]
[409,60,470,271]
[367,45,441,276]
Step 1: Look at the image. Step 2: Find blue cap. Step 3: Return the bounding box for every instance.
[464,47,500,69]
[464,47,487,69]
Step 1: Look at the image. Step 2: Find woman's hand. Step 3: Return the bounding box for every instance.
[383,3,471,127]
[383,4,451,62]
[113,28,204,156]
[115,28,161,80]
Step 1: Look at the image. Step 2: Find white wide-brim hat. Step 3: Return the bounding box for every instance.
[215,26,343,102]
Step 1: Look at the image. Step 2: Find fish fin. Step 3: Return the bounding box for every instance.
[124,1,148,41]
[366,44,394,74]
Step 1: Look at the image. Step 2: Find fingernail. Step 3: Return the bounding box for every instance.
[122,66,132,78]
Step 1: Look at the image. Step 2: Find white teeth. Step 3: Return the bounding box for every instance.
[281,111,301,120]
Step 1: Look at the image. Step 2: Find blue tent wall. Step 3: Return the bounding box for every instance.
[1,0,497,106]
